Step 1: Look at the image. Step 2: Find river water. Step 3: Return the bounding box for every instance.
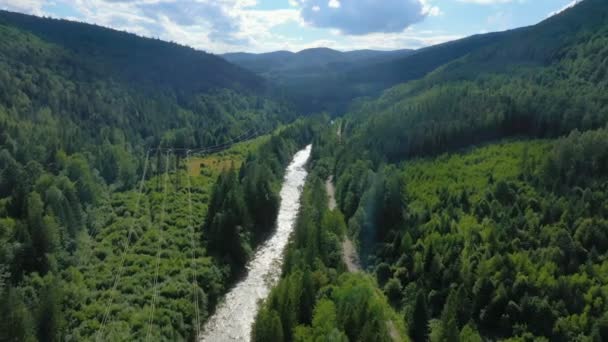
[199,144,312,342]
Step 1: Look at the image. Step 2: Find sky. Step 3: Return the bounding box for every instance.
[0,0,582,54]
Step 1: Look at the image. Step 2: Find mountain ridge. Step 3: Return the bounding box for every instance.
[221,47,415,76]
[0,9,265,95]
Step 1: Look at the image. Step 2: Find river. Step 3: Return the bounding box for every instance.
[199,144,312,342]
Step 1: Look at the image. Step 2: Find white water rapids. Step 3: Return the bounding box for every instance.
[199,144,312,342]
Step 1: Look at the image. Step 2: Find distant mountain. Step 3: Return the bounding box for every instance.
[221,47,415,114]
[278,33,514,114]
[222,47,414,76]
[225,0,606,116]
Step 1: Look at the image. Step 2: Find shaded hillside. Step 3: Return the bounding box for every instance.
[346,31,508,86]
[0,10,263,94]
[341,0,608,163]
[0,10,295,152]
[348,0,608,90]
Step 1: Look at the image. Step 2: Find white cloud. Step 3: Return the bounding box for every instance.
[0,0,45,15]
[421,0,442,17]
[294,0,430,35]
[547,0,582,17]
[0,0,459,54]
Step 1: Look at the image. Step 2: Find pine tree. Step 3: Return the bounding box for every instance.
[253,307,284,342]
[440,289,460,342]
[411,291,429,342]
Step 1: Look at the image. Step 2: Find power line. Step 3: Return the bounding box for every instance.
[149,126,266,155]
[96,150,151,341]
[186,151,201,338]
[189,129,265,157]
[149,128,256,153]
[92,125,267,339]
[146,151,171,341]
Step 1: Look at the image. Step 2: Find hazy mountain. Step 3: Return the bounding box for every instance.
[222,47,414,77]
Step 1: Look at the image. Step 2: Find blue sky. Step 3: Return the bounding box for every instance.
[0,0,582,53]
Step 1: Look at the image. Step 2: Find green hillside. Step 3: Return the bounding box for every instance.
[0,11,302,341]
[0,10,263,94]
[341,0,608,163]
[335,132,608,340]
[281,0,608,340]
[3,0,608,340]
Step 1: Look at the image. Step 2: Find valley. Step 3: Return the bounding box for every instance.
[200,145,311,341]
[2,0,608,341]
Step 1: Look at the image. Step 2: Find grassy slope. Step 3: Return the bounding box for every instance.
[187,134,272,177]
[403,140,550,213]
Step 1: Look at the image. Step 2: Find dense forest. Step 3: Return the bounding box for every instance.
[250,0,608,341]
[4,0,608,340]
[327,130,608,341]
[0,10,307,341]
[252,159,408,342]
[203,119,319,275]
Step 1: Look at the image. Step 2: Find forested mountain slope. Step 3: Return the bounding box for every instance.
[298,0,608,340]
[342,0,608,163]
[0,10,262,94]
[347,0,607,88]
[0,10,303,341]
[0,10,295,153]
